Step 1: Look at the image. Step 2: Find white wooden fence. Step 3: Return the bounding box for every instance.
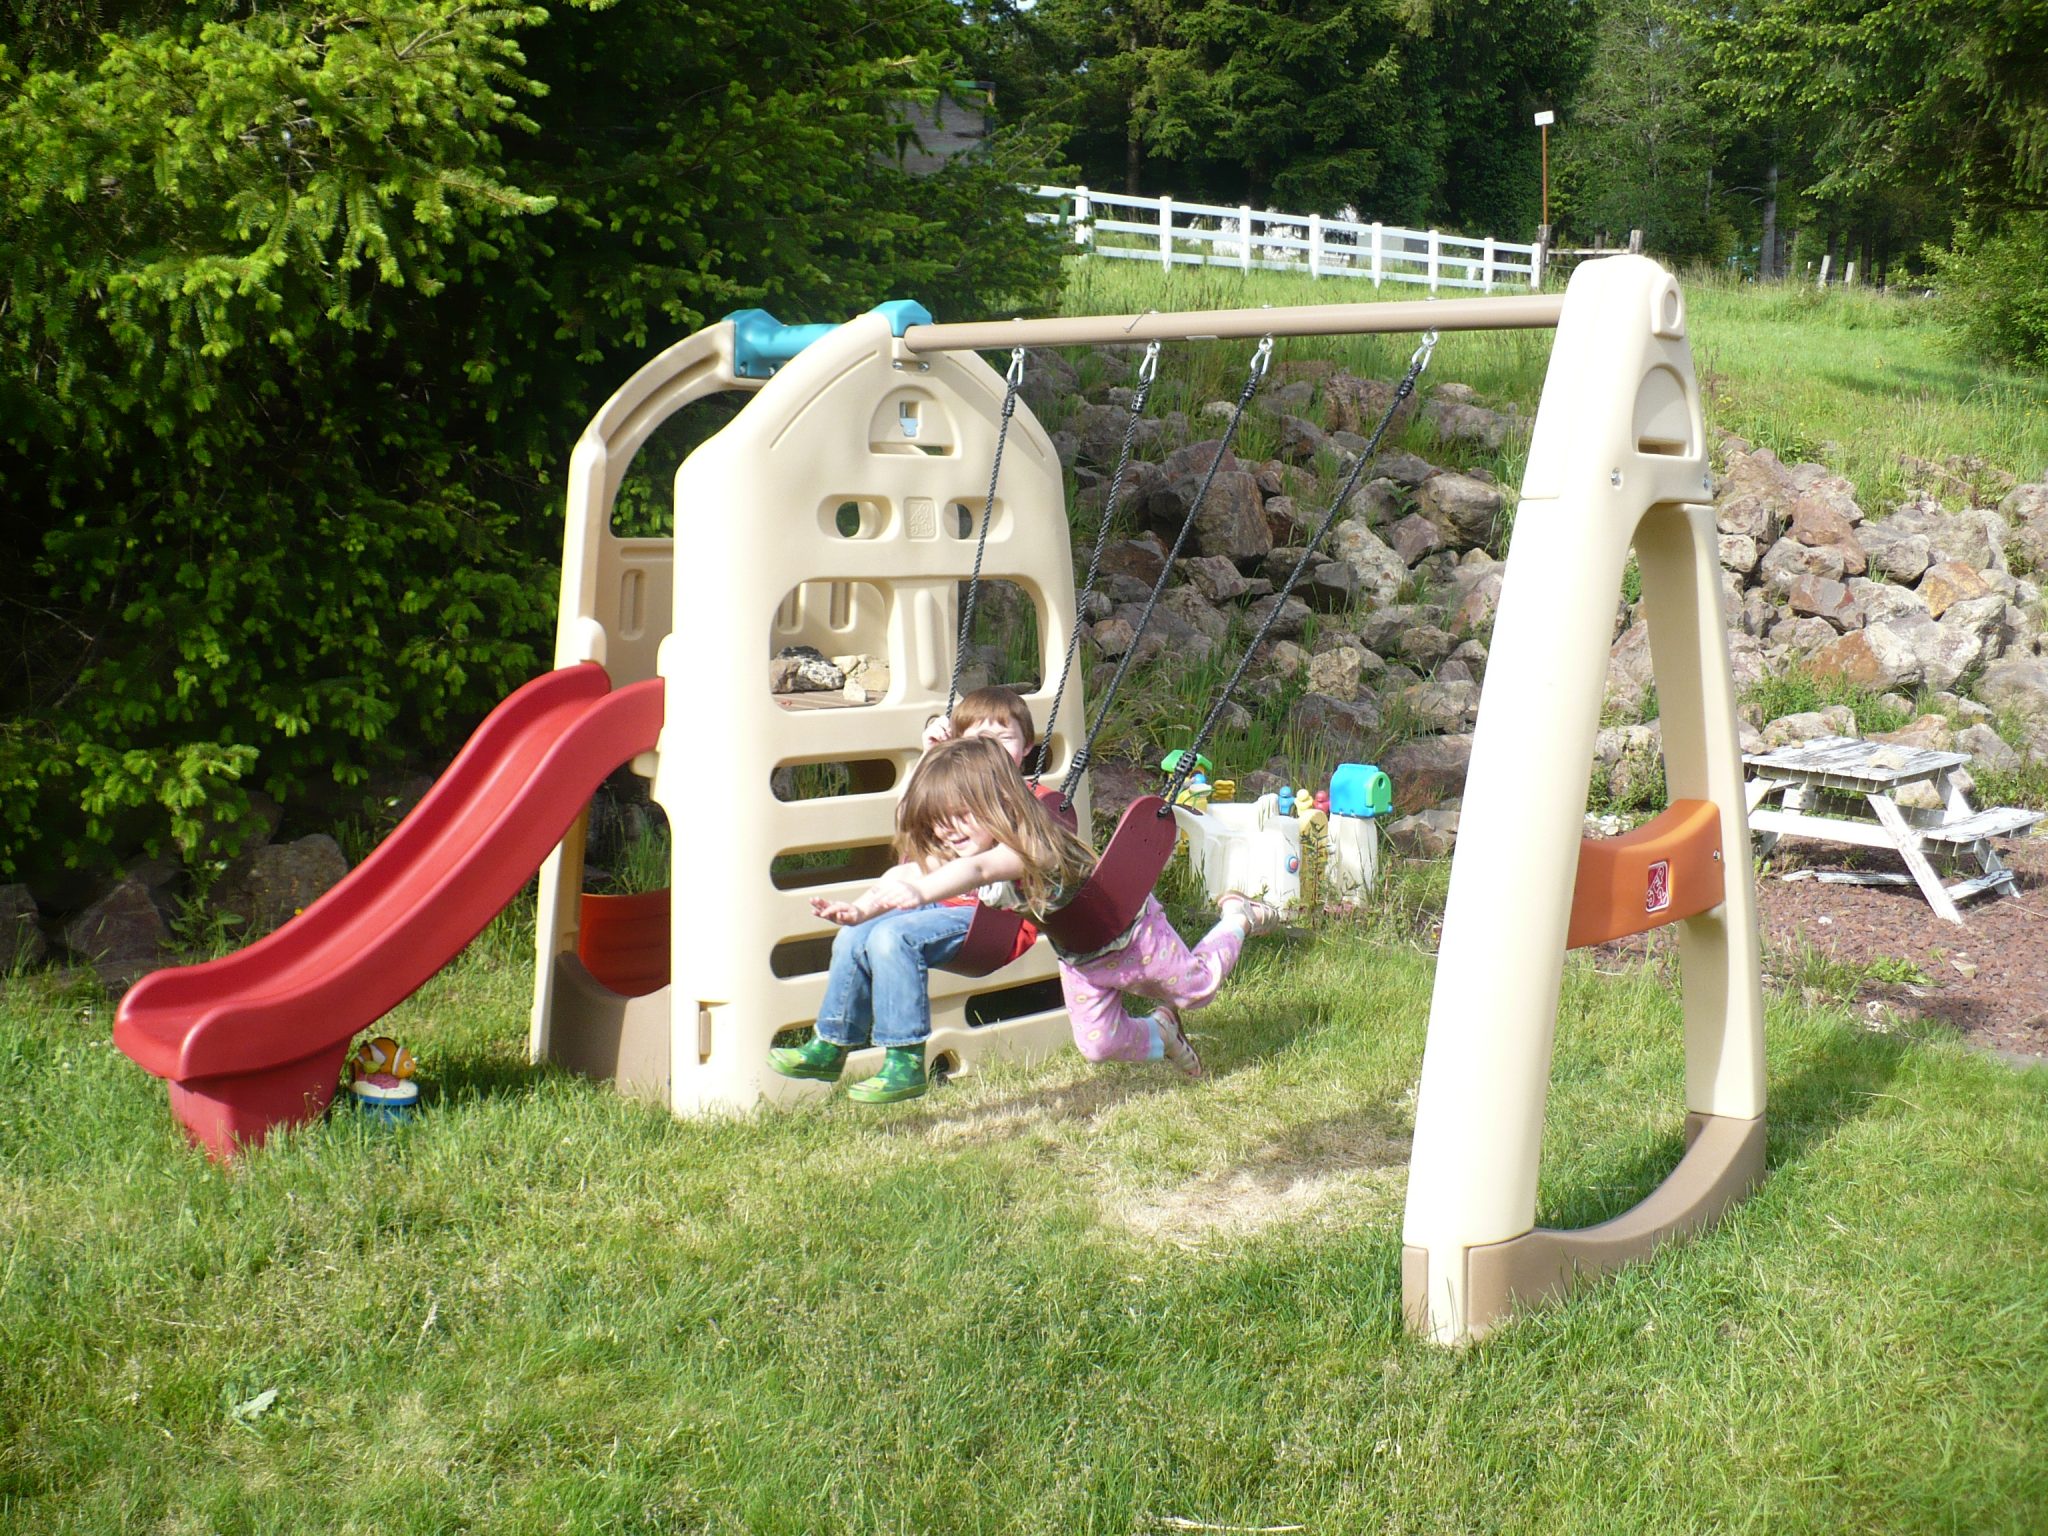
[1029,185,1542,293]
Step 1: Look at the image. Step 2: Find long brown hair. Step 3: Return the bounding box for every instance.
[896,737,1095,914]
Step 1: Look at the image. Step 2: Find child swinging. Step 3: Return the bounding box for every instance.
[769,735,1279,1102]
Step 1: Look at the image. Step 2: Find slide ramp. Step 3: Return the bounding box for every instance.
[114,664,664,1156]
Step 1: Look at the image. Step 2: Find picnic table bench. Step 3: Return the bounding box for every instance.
[1743,734,2042,923]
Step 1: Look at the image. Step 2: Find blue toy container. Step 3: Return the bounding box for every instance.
[1329,763,1393,819]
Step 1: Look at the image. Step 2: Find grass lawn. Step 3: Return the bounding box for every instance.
[5,890,2046,1533]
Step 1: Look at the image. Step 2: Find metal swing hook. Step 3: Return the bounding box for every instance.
[1137,339,1161,386]
[1005,347,1026,387]
[1248,334,1275,384]
[1410,329,1440,373]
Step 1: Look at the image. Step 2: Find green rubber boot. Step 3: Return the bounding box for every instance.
[847,1045,928,1104]
[767,1035,849,1083]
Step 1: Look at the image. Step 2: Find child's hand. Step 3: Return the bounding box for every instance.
[862,875,925,915]
[921,714,954,751]
[810,895,863,926]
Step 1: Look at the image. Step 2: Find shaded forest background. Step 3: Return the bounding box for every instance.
[1,0,2043,887]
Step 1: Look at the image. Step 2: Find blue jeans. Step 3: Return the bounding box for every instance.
[812,904,974,1049]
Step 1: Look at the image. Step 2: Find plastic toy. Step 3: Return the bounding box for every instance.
[347,1035,421,1123]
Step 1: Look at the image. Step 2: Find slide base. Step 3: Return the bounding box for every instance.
[166,1039,352,1159]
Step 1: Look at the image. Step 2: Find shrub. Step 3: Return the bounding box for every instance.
[1924,214,2048,369]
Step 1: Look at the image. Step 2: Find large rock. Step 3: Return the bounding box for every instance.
[1385,809,1460,859]
[1977,656,2048,732]
[1714,447,1799,545]
[1242,593,1311,642]
[1604,620,1656,718]
[1847,577,1930,629]
[1322,373,1422,438]
[1273,414,1330,464]
[1356,603,1448,654]
[60,876,169,989]
[1097,534,1169,587]
[1159,586,1231,643]
[1809,623,1924,691]
[1323,520,1409,604]
[1449,569,1504,635]
[1148,469,1270,565]
[1786,575,1859,629]
[2000,483,2048,570]
[1918,561,1993,619]
[1381,733,1475,813]
[1717,533,1761,579]
[1175,554,1251,603]
[1399,680,1481,733]
[1388,513,1445,567]
[1341,478,1408,528]
[0,884,45,972]
[1858,523,1933,585]
[1760,706,1858,748]
[1414,472,1505,548]
[1788,483,1866,574]
[1958,722,2022,772]
[1760,536,1848,594]
[214,835,351,940]
[1286,691,1383,758]
[1422,397,1524,452]
[770,647,844,694]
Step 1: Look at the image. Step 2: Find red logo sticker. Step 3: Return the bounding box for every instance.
[1646,860,1671,914]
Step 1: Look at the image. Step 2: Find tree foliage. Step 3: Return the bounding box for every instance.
[974,0,1595,236]
[0,0,1064,882]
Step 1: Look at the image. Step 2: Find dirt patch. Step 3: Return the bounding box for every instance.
[1602,832,2048,1063]
[1104,1111,1409,1246]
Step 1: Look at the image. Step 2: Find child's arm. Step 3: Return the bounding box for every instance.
[809,845,1027,926]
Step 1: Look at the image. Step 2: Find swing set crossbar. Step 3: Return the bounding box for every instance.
[899,294,1564,354]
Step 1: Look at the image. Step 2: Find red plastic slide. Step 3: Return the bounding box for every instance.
[115,664,664,1158]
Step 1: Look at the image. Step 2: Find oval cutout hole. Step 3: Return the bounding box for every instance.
[770,759,901,802]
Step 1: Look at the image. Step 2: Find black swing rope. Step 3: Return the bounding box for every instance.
[1056,333,1276,811]
[1158,328,1438,814]
[946,345,1027,717]
[1031,339,1163,785]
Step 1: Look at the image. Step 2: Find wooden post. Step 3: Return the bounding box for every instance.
[1482,236,1496,292]
[1371,222,1384,287]
[1073,185,1093,249]
[1533,225,1549,290]
[1427,229,1441,293]
[1239,205,1253,272]
[1629,229,1643,254]
[1308,213,1323,280]
[1159,195,1173,271]
[1816,254,1831,288]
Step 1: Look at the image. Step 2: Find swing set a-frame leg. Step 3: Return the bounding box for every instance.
[1399,257,1768,1345]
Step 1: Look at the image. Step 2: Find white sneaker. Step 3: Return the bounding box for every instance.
[1152,1006,1204,1079]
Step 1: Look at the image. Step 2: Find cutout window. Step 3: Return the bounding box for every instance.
[770,759,901,802]
[956,578,1043,692]
[769,843,896,892]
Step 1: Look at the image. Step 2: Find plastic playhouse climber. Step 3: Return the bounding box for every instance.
[115,256,1769,1352]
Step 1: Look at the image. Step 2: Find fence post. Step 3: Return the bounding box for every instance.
[1371,223,1384,287]
[1427,229,1440,293]
[1482,237,1495,292]
[1239,205,1253,272]
[1159,195,1174,271]
[1629,229,1643,254]
[1816,253,1831,288]
[1073,185,1093,249]
[1845,260,1858,287]
[1308,213,1323,279]
[1533,225,1549,290]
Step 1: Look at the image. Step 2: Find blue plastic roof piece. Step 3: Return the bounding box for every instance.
[724,301,934,379]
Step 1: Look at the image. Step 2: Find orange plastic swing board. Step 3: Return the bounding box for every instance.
[1566,798,1724,949]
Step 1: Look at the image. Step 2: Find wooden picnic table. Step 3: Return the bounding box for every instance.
[1743,734,2042,923]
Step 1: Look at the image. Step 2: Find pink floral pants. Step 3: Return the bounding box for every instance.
[1058,895,1245,1062]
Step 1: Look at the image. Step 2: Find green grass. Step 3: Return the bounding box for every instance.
[1055,257,2048,515]
[5,896,2047,1533]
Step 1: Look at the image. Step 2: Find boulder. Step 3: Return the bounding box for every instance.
[1175,555,1251,603]
[1977,656,2048,732]
[1385,809,1460,860]
[1381,733,1475,812]
[770,647,845,694]
[1422,397,1524,452]
[60,876,169,990]
[1414,472,1505,548]
[1760,707,1858,748]
[1957,723,2021,772]
[1871,714,1954,752]
[1399,680,1482,733]
[213,835,352,942]
[1322,373,1422,439]
[1341,478,1407,528]
[1323,521,1409,605]
[1388,513,1445,567]
[1098,534,1169,587]
[1449,570,1504,635]
[1242,593,1312,642]
[1396,625,1460,668]
[1274,414,1330,464]
[1307,646,1368,701]
[1760,536,1848,594]
[1604,621,1656,719]
[1786,575,1860,629]
[1357,603,1449,654]
[1,884,45,972]
[1286,691,1383,758]
[1717,533,1761,579]
[1918,561,1993,619]
[1859,524,1933,585]
[1809,623,1923,691]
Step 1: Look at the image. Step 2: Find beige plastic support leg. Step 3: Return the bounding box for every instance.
[531,323,759,1080]
[1399,257,1767,1345]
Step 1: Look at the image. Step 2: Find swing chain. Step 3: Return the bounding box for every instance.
[1061,333,1274,809]
[948,348,1028,715]
[1035,340,1162,782]
[1160,330,1439,814]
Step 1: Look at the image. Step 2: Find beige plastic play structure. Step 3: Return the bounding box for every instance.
[528,255,1765,1345]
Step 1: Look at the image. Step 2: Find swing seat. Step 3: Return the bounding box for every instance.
[1041,795,1179,957]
